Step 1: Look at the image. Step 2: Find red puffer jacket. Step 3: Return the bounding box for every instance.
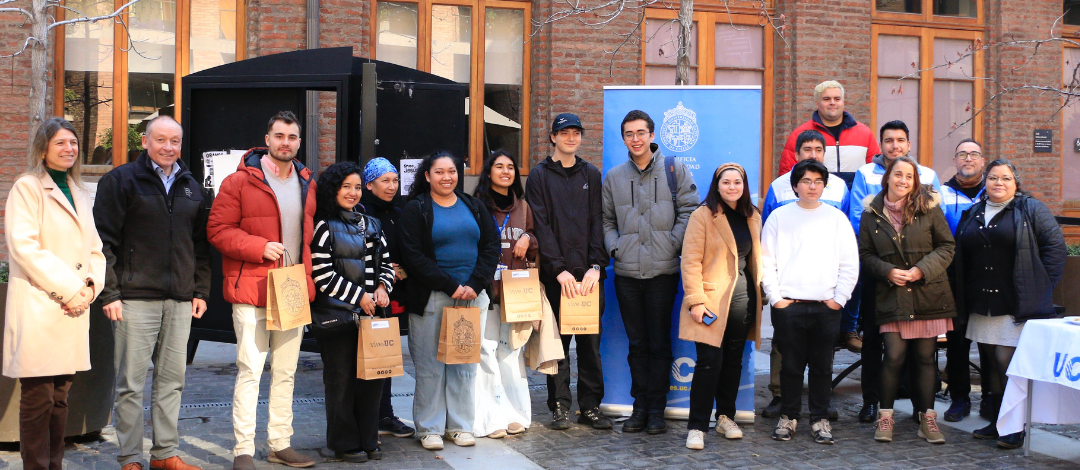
[207,149,317,307]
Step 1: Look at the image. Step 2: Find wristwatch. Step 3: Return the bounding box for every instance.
[590,264,602,272]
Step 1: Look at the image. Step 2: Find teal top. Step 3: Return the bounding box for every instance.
[46,167,74,210]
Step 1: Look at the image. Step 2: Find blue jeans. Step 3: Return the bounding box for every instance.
[408,290,489,436]
[842,281,861,333]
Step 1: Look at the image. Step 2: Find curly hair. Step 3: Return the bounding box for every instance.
[315,161,362,222]
[408,150,459,200]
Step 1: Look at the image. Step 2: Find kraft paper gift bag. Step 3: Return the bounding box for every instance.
[266,262,312,331]
[500,263,543,323]
[437,303,482,364]
[560,283,600,335]
[357,317,404,379]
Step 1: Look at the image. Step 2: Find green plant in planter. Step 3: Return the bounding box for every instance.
[0,260,7,283]
[1070,243,1080,257]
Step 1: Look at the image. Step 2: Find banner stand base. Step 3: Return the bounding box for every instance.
[599,404,756,424]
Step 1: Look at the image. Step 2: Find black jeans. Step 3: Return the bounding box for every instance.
[858,271,881,405]
[945,324,972,401]
[687,293,752,431]
[614,273,679,414]
[379,377,395,420]
[545,280,606,412]
[772,302,841,421]
[317,329,385,453]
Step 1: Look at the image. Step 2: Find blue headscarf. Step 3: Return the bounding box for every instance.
[363,157,398,185]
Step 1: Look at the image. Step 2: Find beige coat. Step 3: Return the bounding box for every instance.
[678,206,763,349]
[4,174,105,378]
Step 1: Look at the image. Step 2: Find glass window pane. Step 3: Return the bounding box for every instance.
[1064,47,1080,85]
[645,19,697,66]
[644,66,697,85]
[189,0,236,73]
[714,69,762,86]
[430,5,471,82]
[878,35,920,77]
[714,24,762,69]
[377,2,418,68]
[877,0,921,14]
[1067,0,1080,26]
[933,38,974,79]
[932,81,973,181]
[934,0,977,17]
[64,0,114,165]
[876,78,920,160]
[128,0,177,158]
[483,8,524,159]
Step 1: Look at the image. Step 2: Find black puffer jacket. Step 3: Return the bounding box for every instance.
[93,152,211,304]
[398,192,500,315]
[310,210,385,320]
[954,194,1067,321]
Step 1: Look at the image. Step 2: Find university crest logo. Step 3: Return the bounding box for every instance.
[660,101,699,152]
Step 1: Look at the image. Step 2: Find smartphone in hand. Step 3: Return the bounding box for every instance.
[702,309,717,326]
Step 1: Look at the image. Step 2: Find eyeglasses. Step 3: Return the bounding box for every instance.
[955,151,983,161]
[623,130,650,141]
[986,175,1014,184]
[798,178,826,187]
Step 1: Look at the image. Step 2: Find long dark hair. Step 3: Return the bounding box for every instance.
[984,158,1023,194]
[408,150,459,200]
[315,161,362,222]
[881,155,934,226]
[473,149,524,213]
[704,163,755,217]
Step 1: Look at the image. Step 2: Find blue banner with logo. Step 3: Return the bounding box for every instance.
[599,86,762,419]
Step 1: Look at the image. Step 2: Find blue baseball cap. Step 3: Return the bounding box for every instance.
[551,113,583,133]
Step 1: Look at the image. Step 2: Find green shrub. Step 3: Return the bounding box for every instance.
[1070,243,1080,257]
[0,261,7,283]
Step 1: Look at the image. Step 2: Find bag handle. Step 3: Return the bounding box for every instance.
[276,249,295,269]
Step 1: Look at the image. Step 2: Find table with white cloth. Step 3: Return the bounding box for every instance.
[999,318,1080,455]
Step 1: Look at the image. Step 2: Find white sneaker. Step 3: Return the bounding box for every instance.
[686,430,705,450]
[445,431,476,447]
[715,415,743,439]
[420,434,444,450]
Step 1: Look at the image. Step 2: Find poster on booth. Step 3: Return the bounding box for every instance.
[600,86,762,421]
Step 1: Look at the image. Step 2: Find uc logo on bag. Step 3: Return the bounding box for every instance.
[671,357,695,383]
[453,316,475,354]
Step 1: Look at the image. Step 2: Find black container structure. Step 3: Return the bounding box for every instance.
[181,47,468,357]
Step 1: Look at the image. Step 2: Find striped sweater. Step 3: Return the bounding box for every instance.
[310,216,394,305]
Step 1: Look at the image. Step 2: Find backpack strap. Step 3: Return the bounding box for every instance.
[664,155,679,214]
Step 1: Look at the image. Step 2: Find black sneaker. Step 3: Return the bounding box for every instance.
[997,431,1025,449]
[829,407,839,421]
[379,416,415,438]
[645,413,667,435]
[622,410,647,433]
[334,450,368,463]
[944,398,971,422]
[366,447,383,460]
[762,396,782,418]
[972,422,999,440]
[578,407,614,429]
[551,404,571,430]
[858,403,879,423]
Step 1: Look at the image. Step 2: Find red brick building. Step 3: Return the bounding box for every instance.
[0,0,1078,255]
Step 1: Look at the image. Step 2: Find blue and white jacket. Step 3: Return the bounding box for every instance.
[847,154,941,232]
[761,171,850,222]
[939,177,984,235]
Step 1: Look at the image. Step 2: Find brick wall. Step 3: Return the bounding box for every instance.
[984,0,1063,211]
[528,0,643,170]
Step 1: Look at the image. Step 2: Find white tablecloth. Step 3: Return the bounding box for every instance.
[999,318,1080,435]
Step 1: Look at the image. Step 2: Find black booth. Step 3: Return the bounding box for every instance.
[180,47,469,357]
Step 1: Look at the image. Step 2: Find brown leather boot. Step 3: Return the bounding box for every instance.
[268,447,316,468]
[149,456,202,470]
[122,463,143,470]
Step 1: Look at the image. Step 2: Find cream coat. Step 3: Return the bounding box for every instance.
[4,174,105,378]
[678,206,763,349]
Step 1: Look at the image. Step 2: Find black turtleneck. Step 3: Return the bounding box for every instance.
[490,188,515,211]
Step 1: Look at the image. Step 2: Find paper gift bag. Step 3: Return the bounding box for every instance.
[266,263,312,331]
[357,317,404,379]
[437,303,482,364]
[500,267,543,323]
[560,283,600,335]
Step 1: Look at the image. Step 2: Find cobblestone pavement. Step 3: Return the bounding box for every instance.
[0,339,1077,469]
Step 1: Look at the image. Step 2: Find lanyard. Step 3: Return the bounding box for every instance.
[494,213,511,256]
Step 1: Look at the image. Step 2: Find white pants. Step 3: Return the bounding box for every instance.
[230,303,303,456]
[472,304,532,436]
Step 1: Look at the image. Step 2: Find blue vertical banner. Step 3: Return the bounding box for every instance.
[599,86,762,421]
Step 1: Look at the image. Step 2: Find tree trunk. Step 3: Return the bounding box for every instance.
[28,0,49,152]
[675,0,693,85]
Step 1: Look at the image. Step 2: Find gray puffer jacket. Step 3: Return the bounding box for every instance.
[602,144,700,278]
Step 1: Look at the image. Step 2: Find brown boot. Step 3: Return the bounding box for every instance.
[150,456,202,470]
[919,410,946,444]
[232,455,255,470]
[268,447,316,468]
[122,463,143,470]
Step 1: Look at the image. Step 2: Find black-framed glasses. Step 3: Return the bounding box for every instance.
[955,151,983,161]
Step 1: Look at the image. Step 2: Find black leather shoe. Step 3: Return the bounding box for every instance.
[579,407,613,429]
[997,431,1025,449]
[366,447,383,461]
[645,413,667,435]
[762,396,782,418]
[973,422,999,440]
[858,403,879,423]
[622,410,647,433]
[829,407,839,421]
[944,398,971,422]
[551,404,571,430]
[334,450,368,463]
